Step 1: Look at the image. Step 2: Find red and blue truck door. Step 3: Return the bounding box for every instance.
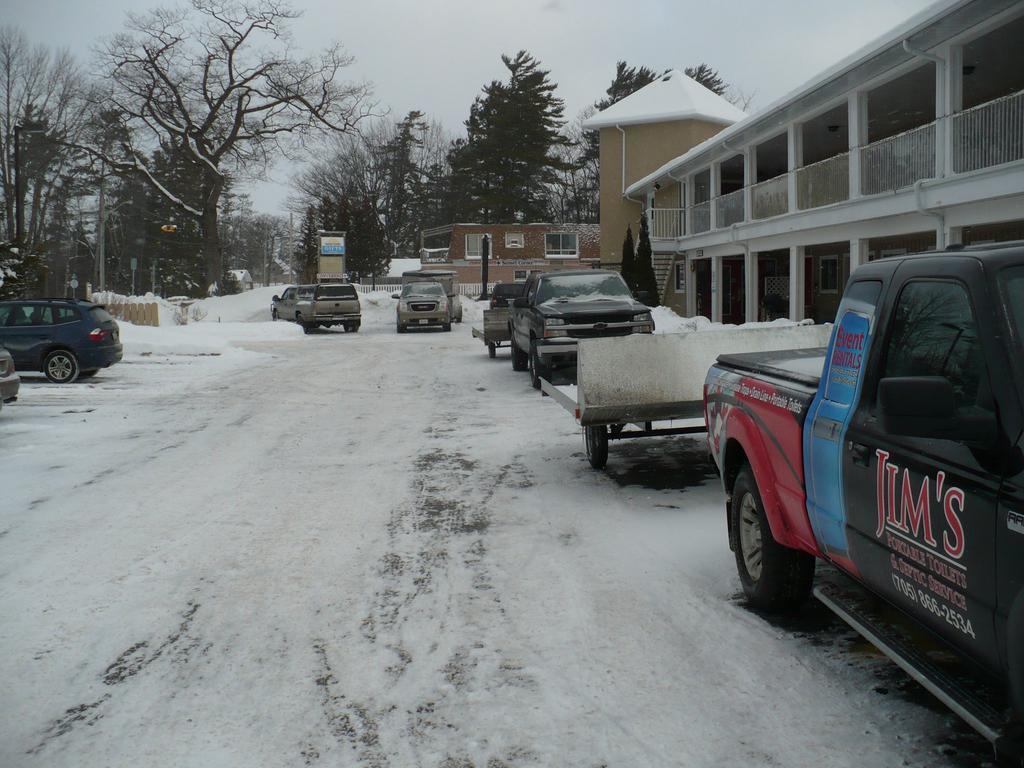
[803,280,884,574]
[841,264,1004,668]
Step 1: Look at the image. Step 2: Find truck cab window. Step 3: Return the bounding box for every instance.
[882,280,988,409]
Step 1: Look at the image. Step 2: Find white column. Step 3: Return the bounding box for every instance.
[710,162,721,229]
[941,44,962,177]
[685,255,696,317]
[788,245,805,321]
[711,255,722,323]
[743,147,755,223]
[848,91,867,198]
[684,175,694,235]
[946,225,963,247]
[787,123,802,212]
[744,249,758,323]
[850,238,868,272]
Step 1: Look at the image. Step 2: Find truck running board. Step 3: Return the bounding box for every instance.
[814,571,1022,761]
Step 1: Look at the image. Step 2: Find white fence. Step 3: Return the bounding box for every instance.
[715,188,745,227]
[953,88,1024,174]
[861,121,936,195]
[797,152,849,209]
[751,175,788,220]
[649,208,686,239]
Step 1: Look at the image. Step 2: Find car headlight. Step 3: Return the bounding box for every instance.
[633,312,652,322]
[544,318,566,326]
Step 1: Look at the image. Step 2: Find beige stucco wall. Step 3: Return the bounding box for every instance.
[598,118,726,268]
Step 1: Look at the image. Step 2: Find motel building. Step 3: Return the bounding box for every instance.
[586,0,1024,323]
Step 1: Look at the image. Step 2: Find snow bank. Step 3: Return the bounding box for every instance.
[90,291,180,328]
[190,286,281,324]
[118,318,302,357]
[388,258,422,276]
[652,305,819,335]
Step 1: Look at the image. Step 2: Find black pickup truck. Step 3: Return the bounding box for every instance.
[705,242,1024,759]
[508,269,653,389]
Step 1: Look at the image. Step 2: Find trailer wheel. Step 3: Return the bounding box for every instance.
[730,464,814,613]
[584,425,608,470]
[487,343,496,359]
[511,338,528,371]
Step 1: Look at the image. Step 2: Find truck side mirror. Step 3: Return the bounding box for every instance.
[272,295,280,302]
[878,376,997,449]
[513,297,530,309]
[391,292,401,300]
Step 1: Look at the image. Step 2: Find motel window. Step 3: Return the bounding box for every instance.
[819,255,839,294]
[505,233,524,248]
[674,261,686,293]
[514,270,528,282]
[544,233,578,258]
[465,233,492,260]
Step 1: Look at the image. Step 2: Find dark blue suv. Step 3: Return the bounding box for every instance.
[0,299,123,383]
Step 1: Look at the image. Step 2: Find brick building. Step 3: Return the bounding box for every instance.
[419,223,600,284]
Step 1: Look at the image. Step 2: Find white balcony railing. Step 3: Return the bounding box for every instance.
[953,88,1024,174]
[797,152,849,209]
[861,121,936,195]
[692,201,711,234]
[715,188,745,227]
[649,208,686,239]
[751,175,788,219]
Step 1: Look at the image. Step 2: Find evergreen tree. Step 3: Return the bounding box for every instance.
[684,63,728,96]
[294,205,320,283]
[347,197,389,280]
[0,240,45,300]
[596,62,660,112]
[620,225,637,292]
[634,213,660,307]
[452,51,568,222]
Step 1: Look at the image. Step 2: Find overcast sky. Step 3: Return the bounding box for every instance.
[10,0,935,214]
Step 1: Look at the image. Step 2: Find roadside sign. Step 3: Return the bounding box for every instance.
[69,275,79,289]
[320,235,346,255]
[130,257,138,271]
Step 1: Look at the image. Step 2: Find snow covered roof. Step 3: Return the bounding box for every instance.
[229,269,253,282]
[625,0,996,197]
[582,70,747,131]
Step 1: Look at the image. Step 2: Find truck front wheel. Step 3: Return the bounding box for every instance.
[730,464,814,613]
[511,337,528,371]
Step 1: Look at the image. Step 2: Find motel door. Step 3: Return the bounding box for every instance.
[694,260,712,318]
[721,257,745,325]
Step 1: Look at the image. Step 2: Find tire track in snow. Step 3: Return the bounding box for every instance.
[306,414,540,767]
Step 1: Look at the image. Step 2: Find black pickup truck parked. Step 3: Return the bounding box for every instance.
[508,269,653,389]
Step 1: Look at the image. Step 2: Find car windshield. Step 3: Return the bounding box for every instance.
[403,283,445,297]
[536,273,632,304]
[317,284,357,299]
[1001,265,1024,347]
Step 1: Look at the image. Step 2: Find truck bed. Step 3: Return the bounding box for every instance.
[714,347,826,389]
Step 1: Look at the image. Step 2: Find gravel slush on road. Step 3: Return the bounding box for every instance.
[0,288,994,767]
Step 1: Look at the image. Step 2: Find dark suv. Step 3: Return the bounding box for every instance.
[0,299,123,383]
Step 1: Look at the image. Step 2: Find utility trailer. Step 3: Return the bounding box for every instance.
[471,307,512,358]
[541,324,832,469]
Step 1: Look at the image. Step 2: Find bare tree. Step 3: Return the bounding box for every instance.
[0,26,93,251]
[84,1,372,291]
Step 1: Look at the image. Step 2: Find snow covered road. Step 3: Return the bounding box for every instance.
[0,295,992,767]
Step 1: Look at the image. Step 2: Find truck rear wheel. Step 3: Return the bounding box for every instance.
[487,343,496,359]
[730,464,814,613]
[511,337,528,371]
[584,425,608,469]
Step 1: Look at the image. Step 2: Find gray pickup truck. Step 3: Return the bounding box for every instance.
[272,283,361,334]
[509,269,654,388]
